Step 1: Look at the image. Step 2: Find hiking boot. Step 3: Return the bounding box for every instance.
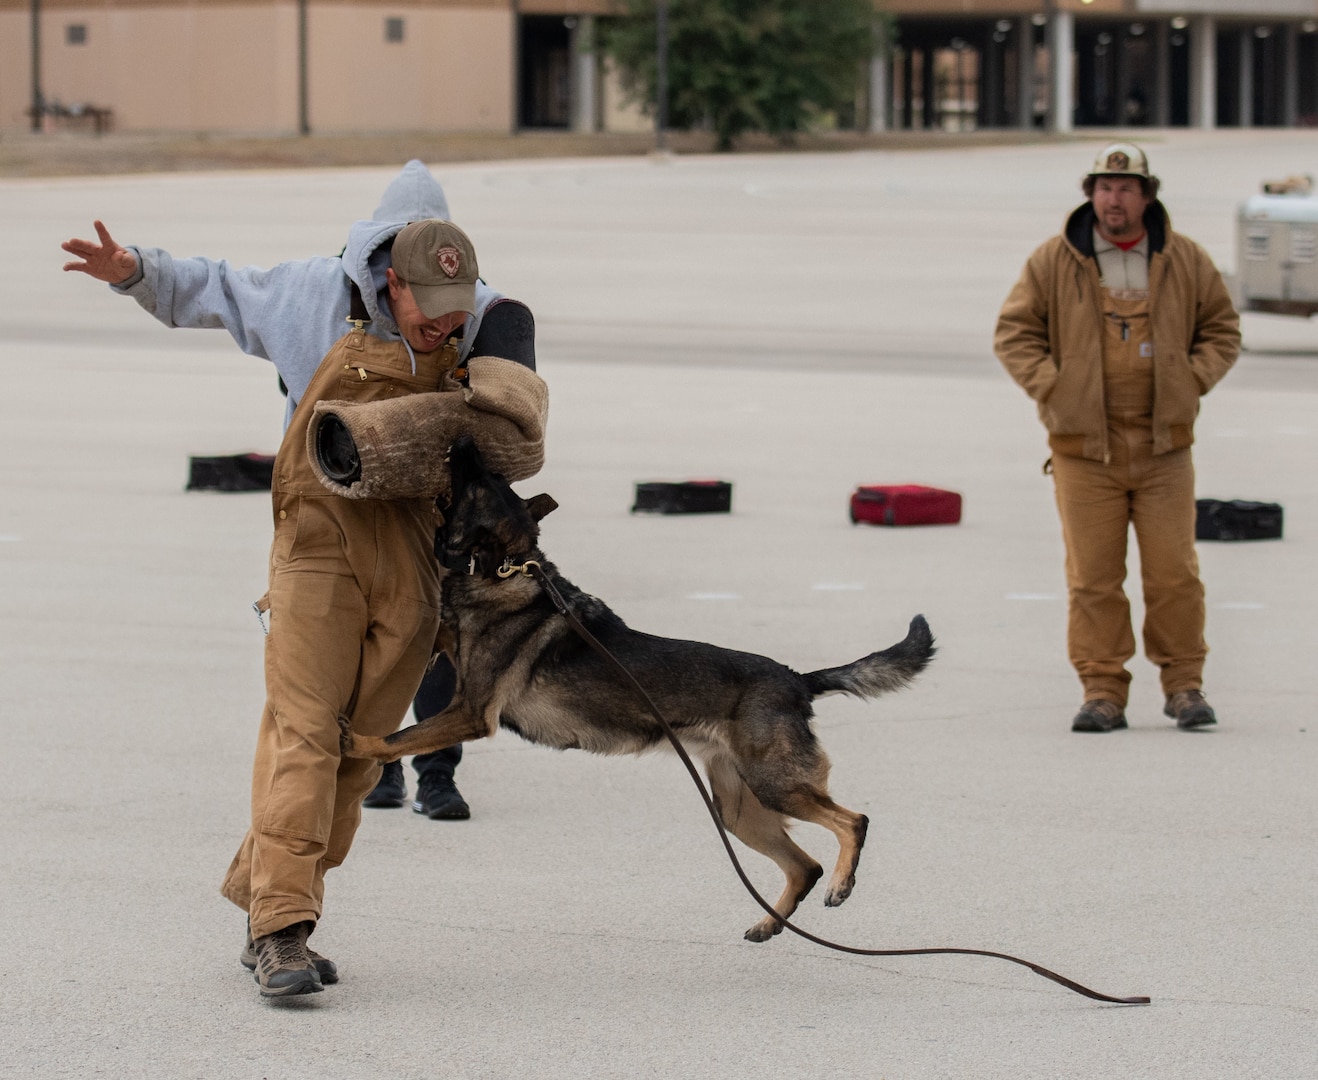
[412,770,471,820]
[1165,689,1218,730]
[241,919,338,986]
[1071,699,1128,733]
[363,760,407,809]
[242,927,339,986]
[249,921,326,997]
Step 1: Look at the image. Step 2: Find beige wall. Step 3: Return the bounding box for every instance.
[2,1,513,133]
[4,4,299,132]
[1,11,31,128]
[306,6,512,133]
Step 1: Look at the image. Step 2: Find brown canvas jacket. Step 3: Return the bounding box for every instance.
[994,200,1240,461]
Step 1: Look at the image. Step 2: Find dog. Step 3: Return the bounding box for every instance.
[339,436,936,942]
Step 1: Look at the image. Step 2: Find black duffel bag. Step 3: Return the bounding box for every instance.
[1195,499,1284,541]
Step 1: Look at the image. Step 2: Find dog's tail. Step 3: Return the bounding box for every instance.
[803,615,935,700]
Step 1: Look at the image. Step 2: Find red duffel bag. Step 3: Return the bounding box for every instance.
[849,485,962,526]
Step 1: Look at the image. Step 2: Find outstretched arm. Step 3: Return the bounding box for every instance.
[61,220,139,285]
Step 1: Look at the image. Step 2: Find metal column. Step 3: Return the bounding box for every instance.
[868,18,890,133]
[1190,15,1217,129]
[571,15,598,133]
[1048,10,1074,133]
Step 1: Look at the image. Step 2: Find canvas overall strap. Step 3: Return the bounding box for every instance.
[1101,290,1153,426]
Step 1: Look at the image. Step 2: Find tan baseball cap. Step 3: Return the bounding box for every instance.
[1088,142,1151,179]
[390,219,479,319]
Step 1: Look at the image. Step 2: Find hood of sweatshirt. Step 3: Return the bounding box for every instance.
[374,159,451,222]
[343,160,455,332]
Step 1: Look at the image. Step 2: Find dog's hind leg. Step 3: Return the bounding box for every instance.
[339,700,489,763]
[778,790,869,909]
[705,755,824,943]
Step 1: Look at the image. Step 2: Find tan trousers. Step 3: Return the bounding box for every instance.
[220,326,450,938]
[1050,291,1207,707]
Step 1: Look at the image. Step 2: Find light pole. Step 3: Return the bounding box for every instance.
[30,0,44,132]
[655,0,668,151]
[298,0,310,135]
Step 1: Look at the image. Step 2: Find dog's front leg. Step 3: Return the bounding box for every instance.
[339,701,489,762]
[433,622,457,663]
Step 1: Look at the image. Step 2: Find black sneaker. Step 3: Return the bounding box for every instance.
[363,760,407,808]
[1071,699,1128,733]
[251,921,322,998]
[412,770,471,820]
[242,919,337,986]
[1165,689,1218,730]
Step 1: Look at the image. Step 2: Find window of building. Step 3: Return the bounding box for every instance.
[66,24,87,45]
[385,17,404,44]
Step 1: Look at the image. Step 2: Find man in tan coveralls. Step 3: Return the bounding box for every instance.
[995,143,1240,734]
[63,164,547,997]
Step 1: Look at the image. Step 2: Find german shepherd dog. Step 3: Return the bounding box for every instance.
[340,436,936,942]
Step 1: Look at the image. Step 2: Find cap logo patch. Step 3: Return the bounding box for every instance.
[1106,150,1130,172]
[435,246,462,279]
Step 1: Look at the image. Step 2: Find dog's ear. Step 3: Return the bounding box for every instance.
[524,493,558,522]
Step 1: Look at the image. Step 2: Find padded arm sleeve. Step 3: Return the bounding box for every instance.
[468,299,536,371]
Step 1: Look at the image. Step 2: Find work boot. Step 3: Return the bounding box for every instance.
[250,921,324,997]
[363,760,407,808]
[1070,699,1128,733]
[412,769,471,820]
[1164,689,1218,730]
[241,919,338,985]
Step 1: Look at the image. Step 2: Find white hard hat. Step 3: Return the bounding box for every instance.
[1088,142,1151,179]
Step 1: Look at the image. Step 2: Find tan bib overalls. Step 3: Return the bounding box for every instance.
[221,320,456,937]
[1050,291,1207,706]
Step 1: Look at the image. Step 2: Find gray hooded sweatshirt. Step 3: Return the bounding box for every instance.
[112,160,501,428]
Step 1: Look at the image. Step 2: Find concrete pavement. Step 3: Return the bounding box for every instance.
[2,129,1316,1078]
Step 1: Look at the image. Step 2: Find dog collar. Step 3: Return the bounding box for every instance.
[495,557,540,579]
[465,550,538,579]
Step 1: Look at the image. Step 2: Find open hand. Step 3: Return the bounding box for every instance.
[61,220,138,284]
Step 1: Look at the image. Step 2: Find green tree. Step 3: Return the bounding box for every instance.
[602,0,880,151]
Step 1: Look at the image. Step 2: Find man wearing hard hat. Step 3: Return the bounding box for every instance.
[994,143,1240,734]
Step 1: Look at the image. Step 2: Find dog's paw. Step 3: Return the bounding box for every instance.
[744,916,785,943]
[824,876,856,908]
[337,716,356,757]
[338,725,393,763]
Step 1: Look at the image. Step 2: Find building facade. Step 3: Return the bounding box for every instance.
[2,0,1317,136]
[878,0,1318,134]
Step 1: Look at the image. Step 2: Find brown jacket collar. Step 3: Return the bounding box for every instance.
[1064,200,1169,260]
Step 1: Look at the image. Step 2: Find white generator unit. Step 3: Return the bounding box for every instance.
[1236,183,1318,317]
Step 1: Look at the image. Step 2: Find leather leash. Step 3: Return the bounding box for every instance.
[516,560,1150,1006]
